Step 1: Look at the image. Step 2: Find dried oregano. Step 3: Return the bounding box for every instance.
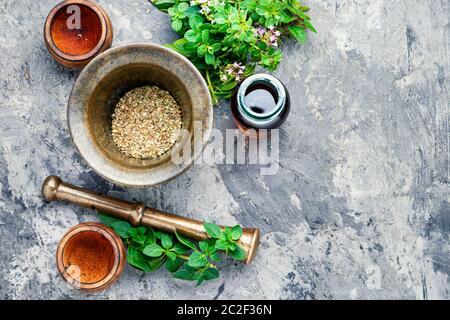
[111,86,182,159]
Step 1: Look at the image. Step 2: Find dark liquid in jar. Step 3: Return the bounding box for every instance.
[230,80,290,133]
[244,83,279,115]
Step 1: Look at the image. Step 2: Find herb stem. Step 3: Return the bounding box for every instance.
[205,69,218,105]
[177,253,217,269]
[178,254,190,261]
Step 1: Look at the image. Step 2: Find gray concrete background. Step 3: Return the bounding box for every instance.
[0,0,449,299]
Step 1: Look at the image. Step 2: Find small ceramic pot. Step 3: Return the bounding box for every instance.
[44,0,113,68]
[56,222,126,292]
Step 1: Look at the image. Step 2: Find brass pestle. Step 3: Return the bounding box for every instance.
[42,176,260,264]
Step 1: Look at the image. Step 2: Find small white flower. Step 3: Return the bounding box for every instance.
[202,6,211,14]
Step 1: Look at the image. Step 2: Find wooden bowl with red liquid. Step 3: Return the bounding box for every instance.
[44,0,113,68]
[56,222,126,291]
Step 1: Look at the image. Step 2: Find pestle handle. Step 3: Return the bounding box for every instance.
[41,175,260,264]
[42,175,145,225]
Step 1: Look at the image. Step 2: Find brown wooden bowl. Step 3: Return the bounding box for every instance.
[56,222,126,292]
[44,0,113,68]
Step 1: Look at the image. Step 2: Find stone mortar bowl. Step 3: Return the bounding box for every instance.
[68,42,213,187]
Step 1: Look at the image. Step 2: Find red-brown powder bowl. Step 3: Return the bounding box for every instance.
[44,0,113,68]
[56,222,126,292]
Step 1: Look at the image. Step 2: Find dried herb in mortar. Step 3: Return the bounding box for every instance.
[111,86,182,159]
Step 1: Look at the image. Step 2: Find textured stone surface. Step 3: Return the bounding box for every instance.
[0,0,449,299]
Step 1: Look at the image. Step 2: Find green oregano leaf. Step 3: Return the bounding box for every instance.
[197,44,207,56]
[166,257,184,273]
[227,242,237,251]
[137,226,147,235]
[210,252,221,263]
[173,266,195,280]
[303,20,317,33]
[132,234,146,245]
[127,247,151,272]
[199,241,209,252]
[188,251,208,268]
[184,30,198,42]
[111,221,132,238]
[145,228,156,244]
[215,239,228,250]
[231,225,242,240]
[218,81,238,92]
[219,232,227,241]
[205,52,215,65]
[160,233,173,249]
[99,214,120,227]
[228,244,246,261]
[178,2,189,12]
[189,14,203,30]
[195,277,205,287]
[224,226,232,234]
[203,268,219,280]
[204,223,222,239]
[152,0,175,11]
[171,19,183,32]
[172,242,190,254]
[201,29,210,42]
[167,6,176,16]
[148,256,166,271]
[154,231,167,240]
[143,244,163,257]
[287,26,307,44]
[175,231,197,250]
[165,251,177,261]
[127,228,138,237]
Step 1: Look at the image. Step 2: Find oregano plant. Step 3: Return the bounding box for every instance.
[100,214,246,286]
[150,0,316,105]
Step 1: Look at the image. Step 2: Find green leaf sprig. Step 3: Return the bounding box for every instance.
[151,0,316,105]
[100,214,246,286]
